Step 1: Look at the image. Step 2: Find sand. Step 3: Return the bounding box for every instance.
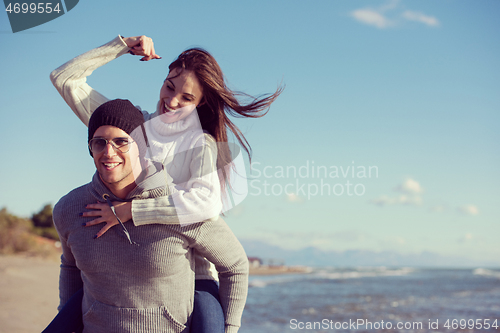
[0,255,60,333]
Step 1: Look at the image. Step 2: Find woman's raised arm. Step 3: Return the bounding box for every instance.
[50,35,160,125]
[50,36,127,125]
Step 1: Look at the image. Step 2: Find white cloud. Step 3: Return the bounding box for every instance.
[350,1,439,29]
[458,233,474,243]
[371,194,422,206]
[457,205,479,216]
[402,10,439,27]
[399,195,423,205]
[371,178,423,207]
[286,192,303,203]
[351,9,393,29]
[394,178,423,194]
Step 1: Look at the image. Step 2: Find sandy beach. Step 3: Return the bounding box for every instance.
[0,255,60,333]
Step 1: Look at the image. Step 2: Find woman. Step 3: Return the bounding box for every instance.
[47,35,282,333]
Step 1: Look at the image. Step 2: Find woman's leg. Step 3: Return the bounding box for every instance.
[191,279,225,333]
[42,288,83,333]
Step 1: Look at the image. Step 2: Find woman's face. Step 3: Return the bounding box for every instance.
[158,68,204,123]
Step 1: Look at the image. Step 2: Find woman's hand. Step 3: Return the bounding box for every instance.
[122,35,161,61]
[82,201,133,238]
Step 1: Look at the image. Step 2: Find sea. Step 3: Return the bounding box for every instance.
[240,267,500,333]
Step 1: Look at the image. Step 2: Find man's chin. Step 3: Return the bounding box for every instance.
[98,171,136,188]
[98,172,122,185]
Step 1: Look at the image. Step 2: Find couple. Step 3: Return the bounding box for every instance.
[45,35,282,333]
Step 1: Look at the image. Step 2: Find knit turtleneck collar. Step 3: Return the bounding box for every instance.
[149,101,203,137]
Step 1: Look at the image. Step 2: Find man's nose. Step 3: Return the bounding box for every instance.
[103,142,117,156]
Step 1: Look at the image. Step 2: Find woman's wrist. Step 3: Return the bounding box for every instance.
[121,36,134,48]
[113,201,133,222]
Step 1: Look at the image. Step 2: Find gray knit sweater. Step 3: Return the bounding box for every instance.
[53,166,248,333]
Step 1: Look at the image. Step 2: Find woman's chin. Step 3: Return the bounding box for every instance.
[159,112,179,124]
[158,104,196,123]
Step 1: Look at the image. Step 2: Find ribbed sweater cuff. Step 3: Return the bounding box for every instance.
[131,197,179,226]
[108,35,130,56]
[225,325,240,333]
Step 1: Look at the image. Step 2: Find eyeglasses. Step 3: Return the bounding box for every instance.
[88,137,135,154]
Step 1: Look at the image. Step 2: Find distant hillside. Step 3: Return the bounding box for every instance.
[240,239,499,268]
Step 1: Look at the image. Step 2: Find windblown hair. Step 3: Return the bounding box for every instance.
[168,48,283,191]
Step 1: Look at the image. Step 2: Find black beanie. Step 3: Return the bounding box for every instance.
[88,99,145,156]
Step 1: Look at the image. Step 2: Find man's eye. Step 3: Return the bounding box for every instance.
[113,139,129,147]
[94,139,107,147]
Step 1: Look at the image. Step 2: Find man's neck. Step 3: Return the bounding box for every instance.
[109,182,137,199]
[99,177,137,199]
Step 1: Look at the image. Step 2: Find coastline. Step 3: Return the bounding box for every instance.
[249,265,312,276]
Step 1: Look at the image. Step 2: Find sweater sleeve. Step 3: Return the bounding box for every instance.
[53,200,84,311]
[132,133,222,226]
[189,217,249,333]
[49,36,129,126]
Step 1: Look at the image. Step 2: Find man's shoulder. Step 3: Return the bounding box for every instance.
[54,183,92,219]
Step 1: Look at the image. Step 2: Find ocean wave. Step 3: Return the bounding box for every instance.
[314,267,415,280]
[248,267,415,287]
[248,275,305,288]
[473,268,500,279]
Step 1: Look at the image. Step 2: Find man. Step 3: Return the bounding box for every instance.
[52,99,248,333]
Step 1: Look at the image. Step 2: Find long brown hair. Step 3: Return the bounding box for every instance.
[168,48,283,191]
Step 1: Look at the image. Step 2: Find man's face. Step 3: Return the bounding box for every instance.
[92,126,141,194]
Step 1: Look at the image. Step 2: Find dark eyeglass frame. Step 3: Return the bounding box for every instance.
[88,137,135,154]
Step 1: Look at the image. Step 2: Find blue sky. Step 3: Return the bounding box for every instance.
[1,0,499,264]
